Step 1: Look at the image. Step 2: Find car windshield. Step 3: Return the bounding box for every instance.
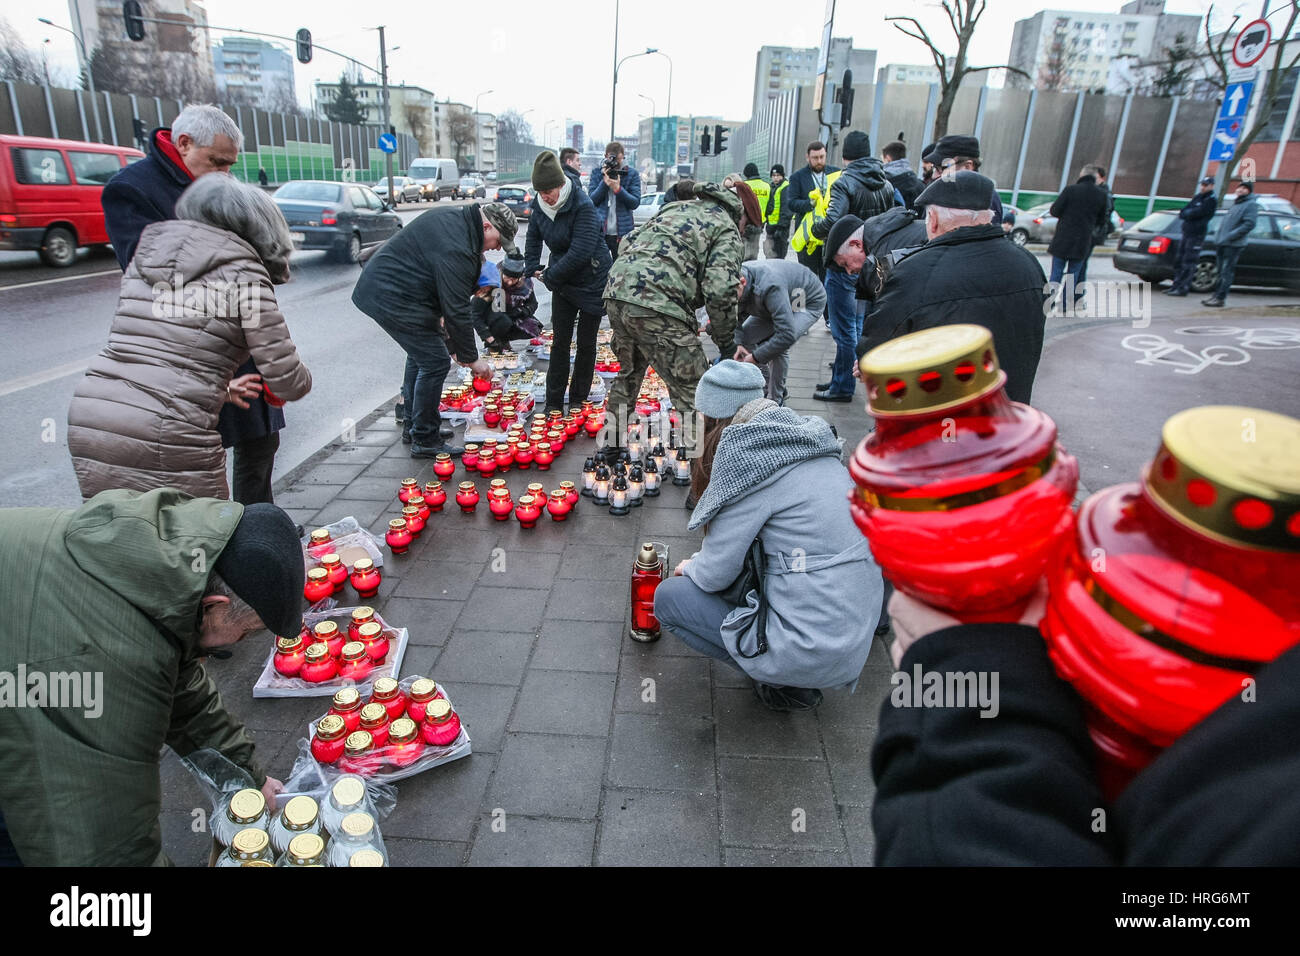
[640,193,661,207]
[460,177,477,186]
[1027,203,1053,216]
[1131,211,1178,233]
[275,182,342,202]
[498,188,525,198]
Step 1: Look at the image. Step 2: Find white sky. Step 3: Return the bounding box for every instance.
[9,0,1267,144]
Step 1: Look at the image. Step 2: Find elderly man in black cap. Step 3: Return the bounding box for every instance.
[353,202,513,456]
[856,170,1047,405]
[826,206,928,306]
[929,134,1004,224]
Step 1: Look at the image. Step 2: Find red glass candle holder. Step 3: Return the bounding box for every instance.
[561,481,579,513]
[423,481,446,512]
[849,325,1077,618]
[472,374,493,394]
[433,453,456,480]
[515,494,542,529]
[339,731,379,776]
[534,442,554,470]
[311,714,348,764]
[359,702,391,749]
[350,558,382,599]
[308,528,332,550]
[385,718,424,768]
[319,553,349,593]
[420,699,462,747]
[546,429,566,454]
[457,481,480,513]
[304,568,333,604]
[583,416,603,438]
[632,542,667,642]
[547,488,572,521]
[500,408,518,431]
[564,415,581,437]
[338,642,374,683]
[328,687,363,733]
[476,452,497,478]
[514,441,534,468]
[483,404,502,429]
[398,478,419,504]
[581,401,595,420]
[406,678,444,724]
[408,495,431,523]
[273,634,307,677]
[385,518,412,554]
[401,505,426,536]
[348,607,375,642]
[489,487,514,521]
[462,444,480,471]
[313,620,345,658]
[495,444,515,471]
[369,677,407,722]
[356,621,390,663]
[300,643,338,683]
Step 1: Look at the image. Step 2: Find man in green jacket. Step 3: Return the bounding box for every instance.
[0,489,303,866]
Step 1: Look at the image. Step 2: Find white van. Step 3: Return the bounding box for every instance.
[407,158,459,201]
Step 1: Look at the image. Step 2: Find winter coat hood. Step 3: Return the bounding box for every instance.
[695,181,743,223]
[131,219,269,288]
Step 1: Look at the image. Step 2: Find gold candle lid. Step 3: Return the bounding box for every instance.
[537,442,551,452]
[306,567,328,582]
[490,478,507,490]
[357,621,383,639]
[409,678,437,701]
[277,634,303,652]
[458,480,477,493]
[388,518,408,532]
[491,487,511,500]
[1144,406,1300,551]
[527,482,545,497]
[560,480,576,491]
[518,494,536,507]
[314,620,339,638]
[425,480,443,492]
[464,444,480,453]
[282,795,318,830]
[426,698,453,722]
[859,324,1004,417]
[228,788,265,823]
[353,557,375,573]
[319,553,342,568]
[331,776,365,807]
[309,529,331,544]
[400,478,417,488]
[349,849,385,867]
[351,607,374,623]
[360,702,388,725]
[231,828,269,856]
[341,641,367,661]
[288,832,325,862]
[340,812,374,838]
[372,676,399,698]
[388,716,419,744]
[636,542,661,570]
[240,860,273,867]
[304,643,331,663]
[344,730,374,756]
[332,686,360,708]
[316,714,346,739]
[402,505,420,518]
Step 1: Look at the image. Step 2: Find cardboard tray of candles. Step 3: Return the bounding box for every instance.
[301,516,386,573]
[293,674,472,785]
[252,605,409,698]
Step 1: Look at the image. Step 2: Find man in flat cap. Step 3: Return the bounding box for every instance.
[0,490,303,864]
[929,134,1004,224]
[353,202,509,456]
[856,170,1047,405]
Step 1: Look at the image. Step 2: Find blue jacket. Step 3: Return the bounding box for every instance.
[1178,191,1218,241]
[525,182,612,315]
[587,163,642,237]
[101,127,282,445]
[786,163,840,219]
[1217,193,1258,248]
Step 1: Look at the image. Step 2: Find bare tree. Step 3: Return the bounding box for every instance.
[886,0,1030,139]
[90,41,216,103]
[1037,36,1090,91]
[406,103,432,155]
[0,17,45,84]
[263,75,302,117]
[1203,0,1300,199]
[495,108,534,149]
[1145,37,1198,97]
[447,110,476,168]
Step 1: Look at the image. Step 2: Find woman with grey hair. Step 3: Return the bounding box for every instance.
[67,175,312,500]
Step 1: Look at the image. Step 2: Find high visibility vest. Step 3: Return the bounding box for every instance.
[790,170,842,254]
[744,178,771,217]
[766,180,788,225]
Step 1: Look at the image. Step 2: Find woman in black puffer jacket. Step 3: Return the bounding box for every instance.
[524,151,612,412]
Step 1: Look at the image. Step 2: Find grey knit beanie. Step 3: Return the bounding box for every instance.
[695,360,767,419]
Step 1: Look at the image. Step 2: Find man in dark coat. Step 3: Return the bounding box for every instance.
[827,206,928,306]
[1165,176,1219,296]
[588,142,642,260]
[101,105,286,507]
[1203,181,1260,307]
[811,130,900,402]
[352,203,512,455]
[929,134,1003,223]
[857,171,1048,405]
[786,141,839,281]
[1047,167,1110,303]
[880,140,925,211]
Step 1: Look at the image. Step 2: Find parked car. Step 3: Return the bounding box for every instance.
[484,172,497,182]
[372,176,422,204]
[0,134,144,267]
[493,185,532,221]
[455,176,485,200]
[273,180,402,263]
[407,157,459,201]
[1009,201,1124,246]
[1113,201,1300,292]
[633,191,666,224]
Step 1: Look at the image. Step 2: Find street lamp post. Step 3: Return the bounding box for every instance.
[651,50,673,119]
[611,43,659,140]
[376,25,394,206]
[637,93,655,118]
[38,16,100,141]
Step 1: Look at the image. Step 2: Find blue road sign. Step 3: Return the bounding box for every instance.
[378,133,397,154]
[1220,81,1255,120]
[1210,117,1242,160]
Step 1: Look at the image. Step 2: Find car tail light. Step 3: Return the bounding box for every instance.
[494,191,500,201]
[1033,217,1044,225]
[0,214,16,224]
[321,209,338,226]
[1147,236,1170,254]
[524,193,532,203]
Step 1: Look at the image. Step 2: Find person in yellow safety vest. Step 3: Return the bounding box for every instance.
[790,168,843,260]
[764,164,791,260]
[742,163,770,260]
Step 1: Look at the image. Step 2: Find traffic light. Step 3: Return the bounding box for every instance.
[123,0,145,42]
[715,124,729,154]
[295,28,313,64]
[838,69,854,128]
[700,127,712,156]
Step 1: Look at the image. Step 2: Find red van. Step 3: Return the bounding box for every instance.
[0,134,145,268]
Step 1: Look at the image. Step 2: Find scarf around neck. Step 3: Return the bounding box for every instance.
[538,179,572,221]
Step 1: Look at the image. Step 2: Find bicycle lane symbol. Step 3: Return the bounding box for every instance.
[1120,325,1300,375]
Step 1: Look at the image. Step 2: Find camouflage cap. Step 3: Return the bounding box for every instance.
[479,202,519,256]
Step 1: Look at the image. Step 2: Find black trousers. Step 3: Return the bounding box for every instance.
[232,431,280,505]
[605,235,621,260]
[768,226,789,260]
[546,290,600,412]
[797,247,825,283]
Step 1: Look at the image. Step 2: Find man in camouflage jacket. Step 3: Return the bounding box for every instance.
[603,181,744,451]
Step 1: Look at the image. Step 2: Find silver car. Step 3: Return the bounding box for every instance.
[372,176,422,204]
[1010,202,1124,246]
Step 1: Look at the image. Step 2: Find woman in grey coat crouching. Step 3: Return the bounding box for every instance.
[653,360,884,711]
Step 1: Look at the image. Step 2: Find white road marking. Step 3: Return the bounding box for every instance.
[0,358,90,397]
[0,269,119,292]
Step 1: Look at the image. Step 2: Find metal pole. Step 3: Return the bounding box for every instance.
[6,81,23,135]
[1147,96,1180,216]
[75,88,88,140]
[1010,88,1038,208]
[869,80,885,157]
[1108,93,1133,201]
[610,0,620,140]
[1269,76,1300,179]
[973,85,989,140]
[921,82,940,150]
[1058,91,1086,192]
[379,25,394,205]
[43,83,58,139]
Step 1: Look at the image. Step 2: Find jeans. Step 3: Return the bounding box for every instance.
[1169,233,1205,292]
[1049,256,1086,304]
[1214,245,1244,301]
[546,290,600,412]
[1076,248,1095,285]
[738,307,823,404]
[653,575,745,671]
[231,431,280,505]
[825,268,865,394]
[378,311,451,448]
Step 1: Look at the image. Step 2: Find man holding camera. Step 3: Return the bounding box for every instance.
[588,142,642,260]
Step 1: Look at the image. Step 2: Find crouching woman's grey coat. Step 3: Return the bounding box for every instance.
[680,403,883,689]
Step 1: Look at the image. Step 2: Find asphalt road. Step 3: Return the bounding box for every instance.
[0,196,549,508]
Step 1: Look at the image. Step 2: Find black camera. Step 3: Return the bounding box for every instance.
[602,155,622,176]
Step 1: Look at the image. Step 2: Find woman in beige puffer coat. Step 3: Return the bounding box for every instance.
[67,175,312,500]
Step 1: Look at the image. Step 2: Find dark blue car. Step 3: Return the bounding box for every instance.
[273,180,402,264]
